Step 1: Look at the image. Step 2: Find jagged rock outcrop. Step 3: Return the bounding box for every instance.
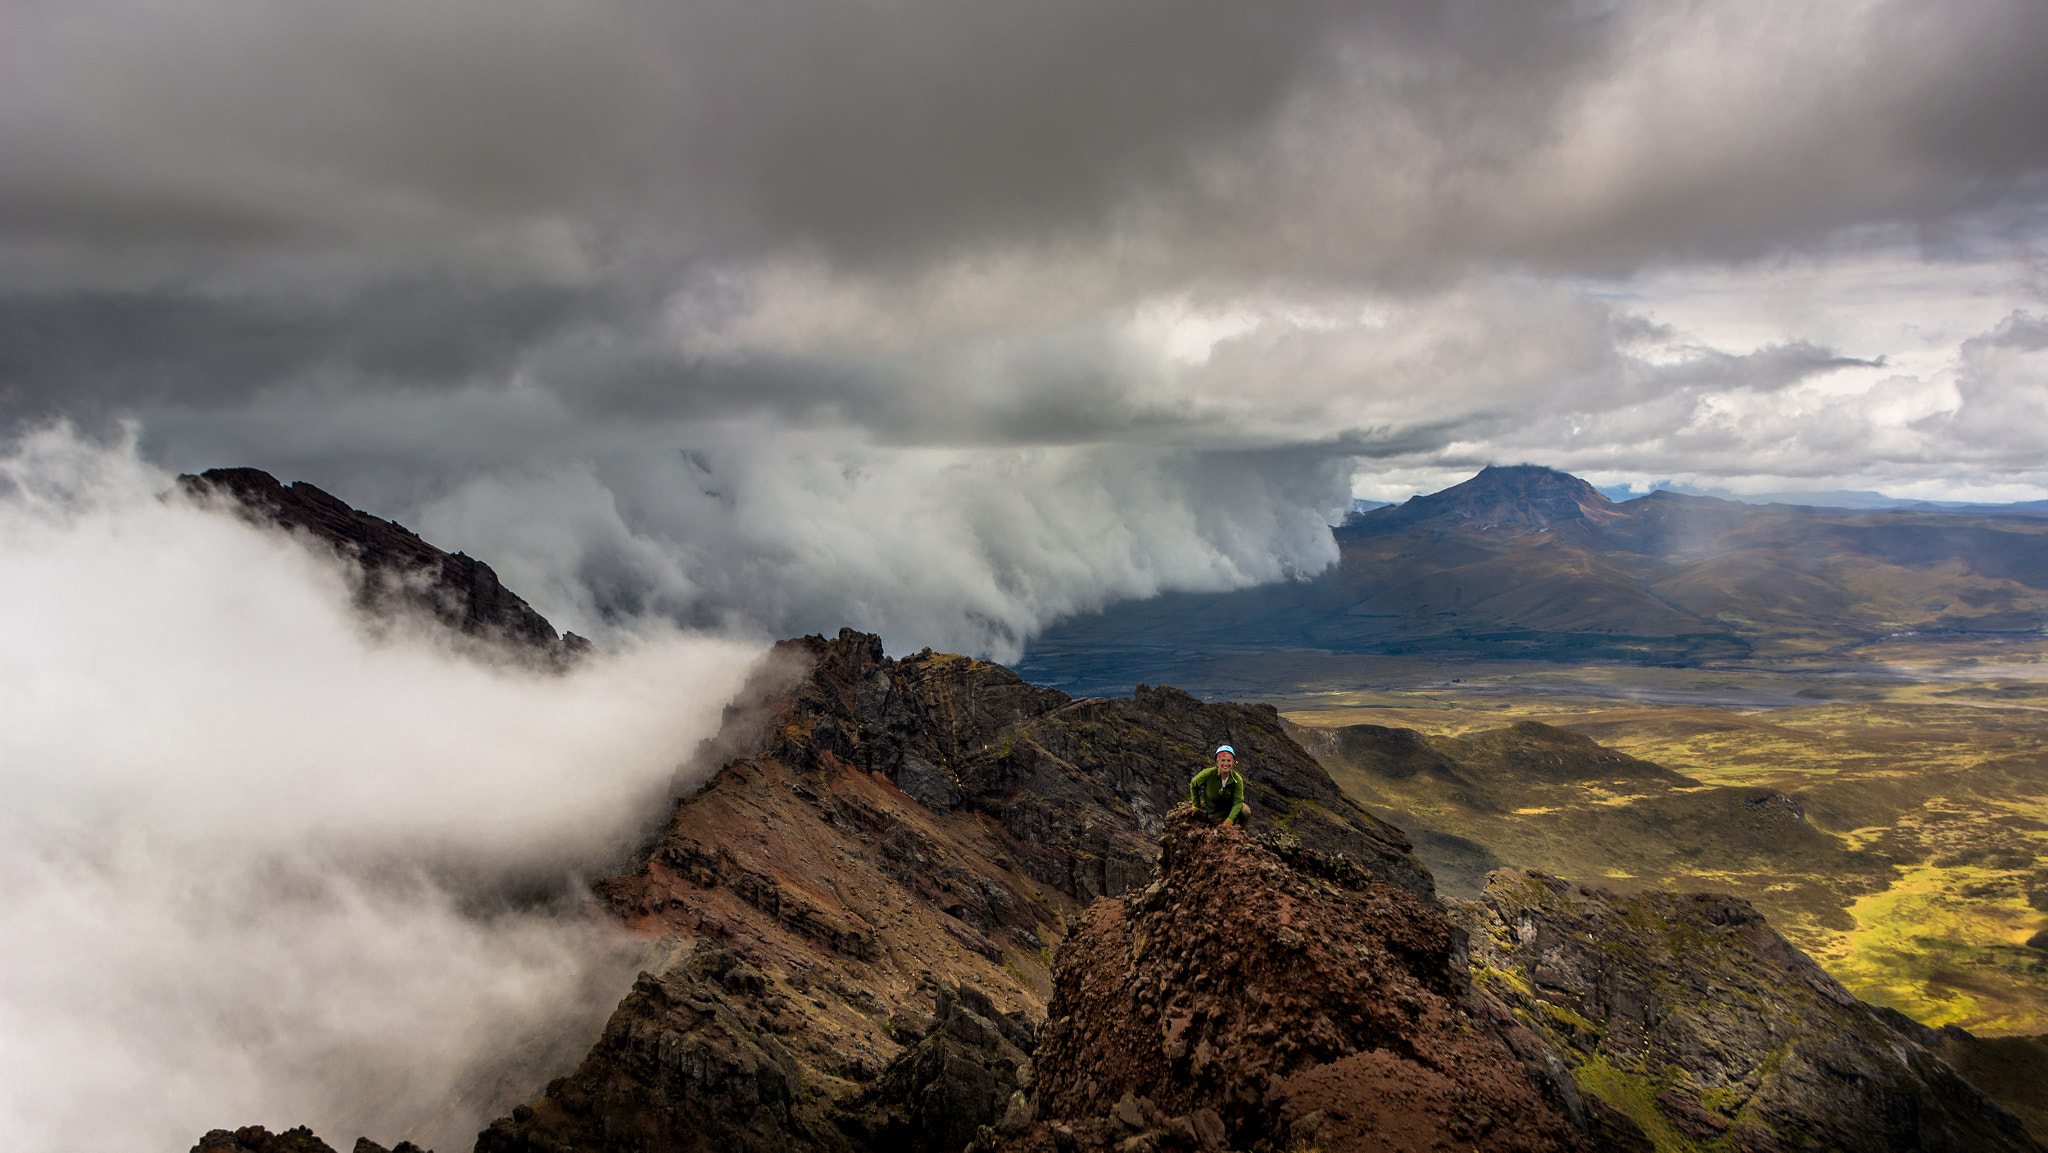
[179,467,589,665]
[1457,870,2043,1152]
[189,1127,430,1153]
[834,983,1040,1153]
[478,629,1429,1152]
[989,808,1589,1153]
[475,939,845,1153]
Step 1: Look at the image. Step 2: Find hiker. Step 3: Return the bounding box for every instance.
[1189,744,1248,826]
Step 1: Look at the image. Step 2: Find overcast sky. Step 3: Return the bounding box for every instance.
[5,0,2046,654]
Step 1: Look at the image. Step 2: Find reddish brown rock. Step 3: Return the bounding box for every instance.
[478,629,1427,1153]
[989,809,1589,1153]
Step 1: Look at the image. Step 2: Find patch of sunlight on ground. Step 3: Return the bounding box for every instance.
[1822,865,2048,1035]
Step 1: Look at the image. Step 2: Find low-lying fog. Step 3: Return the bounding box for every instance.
[0,428,764,1151]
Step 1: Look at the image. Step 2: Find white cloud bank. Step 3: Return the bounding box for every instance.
[0,427,763,1152]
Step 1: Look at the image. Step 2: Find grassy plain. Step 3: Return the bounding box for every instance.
[1277,635,2048,1035]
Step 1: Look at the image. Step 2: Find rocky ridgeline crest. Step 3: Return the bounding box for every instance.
[470,629,1429,1153]
[192,1126,427,1153]
[179,467,590,666]
[186,624,2045,1153]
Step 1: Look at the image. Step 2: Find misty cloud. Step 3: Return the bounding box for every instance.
[0,428,762,1151]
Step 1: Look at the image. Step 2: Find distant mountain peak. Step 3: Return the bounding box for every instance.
[1368,463,1620,534]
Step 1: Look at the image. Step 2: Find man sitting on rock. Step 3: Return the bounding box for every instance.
[1188,744,1248,826]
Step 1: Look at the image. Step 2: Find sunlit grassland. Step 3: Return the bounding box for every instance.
[1821,863,2048,1033]
[1278,646,2048,1035]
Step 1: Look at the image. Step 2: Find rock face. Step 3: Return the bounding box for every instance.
[1457,870,2042,1152]
[475,629,1428,1152]
[993,817,2043,1153]
[989,809,1590,1153]
[180,467,588,665]
[190,1128,429,1153]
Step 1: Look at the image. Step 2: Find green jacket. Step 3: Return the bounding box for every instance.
[1189,764,1246,824]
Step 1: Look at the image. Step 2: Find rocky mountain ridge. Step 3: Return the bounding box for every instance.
[180,467,590,665]
[472,628,1429,1153]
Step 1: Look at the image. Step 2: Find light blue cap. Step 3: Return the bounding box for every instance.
[1216,745,1235,756]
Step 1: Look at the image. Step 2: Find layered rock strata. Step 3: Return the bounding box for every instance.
[475,629,1426,1152]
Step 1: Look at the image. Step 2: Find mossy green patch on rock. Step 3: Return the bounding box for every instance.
[1455,869,2042,1152]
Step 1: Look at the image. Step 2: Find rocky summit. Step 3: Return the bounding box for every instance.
[988,809,1587,1153]
[468,629,1427,1153]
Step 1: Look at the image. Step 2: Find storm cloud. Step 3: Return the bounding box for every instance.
[2,0,2046,647]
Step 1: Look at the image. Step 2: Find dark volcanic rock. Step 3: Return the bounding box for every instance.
[485,629,1429,1153]
[989,809,1589,1153]
[835,982,1038,1153]
[191,1124,431,1151]
[190,1127,360,1153]
[475,940,844,1153]
[180,467,588,665]
[191,1129,336,1153]
[763,630,1434,904]
[1457,870,2043,1152]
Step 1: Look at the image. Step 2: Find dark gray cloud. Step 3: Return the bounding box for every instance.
[11,0,2042,283]
[2,0,2045,652]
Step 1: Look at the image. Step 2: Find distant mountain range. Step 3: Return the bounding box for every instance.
[1595,481,2048,516]
[1022,465,2048,695]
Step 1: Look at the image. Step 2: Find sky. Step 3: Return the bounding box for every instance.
[2,4,2046,1147]
[6,0,2048,656]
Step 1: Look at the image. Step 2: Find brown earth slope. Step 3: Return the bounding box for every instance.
[472,629,1428,1153]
